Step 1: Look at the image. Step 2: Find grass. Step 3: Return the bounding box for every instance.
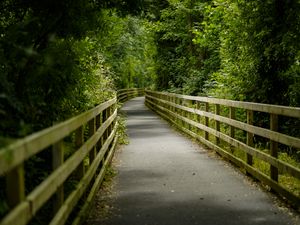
[85,165,117,224]
[117,115,129,145]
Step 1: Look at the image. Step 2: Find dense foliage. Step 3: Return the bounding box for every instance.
[0,0,157,220]
[2,0,298,141]
[0,0,299,221]
[154,0,300,107]
[152,0,300,165]
[0,0,298,148]
[0,0,156,141]
[153,0,208,94]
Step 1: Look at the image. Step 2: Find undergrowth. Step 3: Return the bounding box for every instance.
[117,114,129,145]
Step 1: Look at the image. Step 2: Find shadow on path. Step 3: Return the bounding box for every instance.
[87,97,297,225]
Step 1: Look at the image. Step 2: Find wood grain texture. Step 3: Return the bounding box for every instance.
[146,90,300,118]
[0,98,116,175]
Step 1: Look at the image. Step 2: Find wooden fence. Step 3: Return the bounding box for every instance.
[117,88,144,102]
[145,90,300,207]
[0,97,118,225]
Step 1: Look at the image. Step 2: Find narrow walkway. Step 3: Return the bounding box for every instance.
[90,97,296,225]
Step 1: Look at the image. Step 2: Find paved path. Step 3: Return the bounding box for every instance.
[89,97,297,225]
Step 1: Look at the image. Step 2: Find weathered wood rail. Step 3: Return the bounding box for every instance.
[117,88,144,103]
[145,90,300,207]
[0,89,142,225]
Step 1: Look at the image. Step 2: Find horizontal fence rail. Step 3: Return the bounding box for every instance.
[0,98,118,225]
[145,90,300,207]
[117,88,144,102]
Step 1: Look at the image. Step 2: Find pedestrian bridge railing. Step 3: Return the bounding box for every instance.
[117,88,144,103]
[0,98,118,225]
[0,88,144,225]
[0,87,144,225]
[145,90,300,207]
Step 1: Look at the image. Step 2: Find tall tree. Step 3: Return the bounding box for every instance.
[0,0,157,139]
[201,0,300,105]
[153,0,205,94]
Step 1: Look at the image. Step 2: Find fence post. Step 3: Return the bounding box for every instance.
[270,114,278,182]
[88,118,96,165]
[75,126,85,179]
[229,107,235,153]
[52,140,64,213]
[179,98,183,126]
[173,96,176,114]
[102,109,108,141]
[215,104,220,145]
[108,106,113,136]
[246,110,254,167]
[191,100,195,133]
[183,99,187,129]
[186,100,191,131]
[6,165,25,207]
[174,97,178,125]
[172,95,175,120]
[205,102,209,140]
[165,94,168,114]
[167,95,170,118]
[196,101,201,136]
[96,114,101,151]
[99,111,105,167]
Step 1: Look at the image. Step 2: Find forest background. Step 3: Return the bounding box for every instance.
[0,0,300,220]
[1,0,299,142]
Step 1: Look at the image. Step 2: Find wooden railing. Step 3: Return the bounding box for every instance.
[0,98,118,225]
[117,88,144,102]
[145,90,300,206]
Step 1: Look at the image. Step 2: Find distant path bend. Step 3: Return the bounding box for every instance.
[89,96,297,225]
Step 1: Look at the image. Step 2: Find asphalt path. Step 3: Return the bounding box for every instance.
[88,97,297,225]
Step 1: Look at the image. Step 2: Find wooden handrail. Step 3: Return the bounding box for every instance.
[0,88,145,225]
[0,98,118,225]
[145,90,300,207]
[0,99,116,175]
[146,90,300,118]
[117,88,144,102]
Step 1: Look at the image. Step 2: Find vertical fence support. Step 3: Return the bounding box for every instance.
[52,140,64,213]
[205,102,209,140]
[246,110,254,167]
[215,104,220,145]
[96,114,101,152]
[270,114,278,182]
[102,109,108,141]
[175,97,179,124]
[191,100,195,132]
[172,96,175,120]
[229,107,235,153]
[184,100,189,129]
[180,98,185,127]
[88,118,96,165]
[6,164,25,207]
[99,111,105,167]
[155,94,158,113]
[169,95,172,120]
[196,101,201,136]
[186,100,191,131]
[108,106,112,135]
[166,95,170,118]
[75,126,85,179]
